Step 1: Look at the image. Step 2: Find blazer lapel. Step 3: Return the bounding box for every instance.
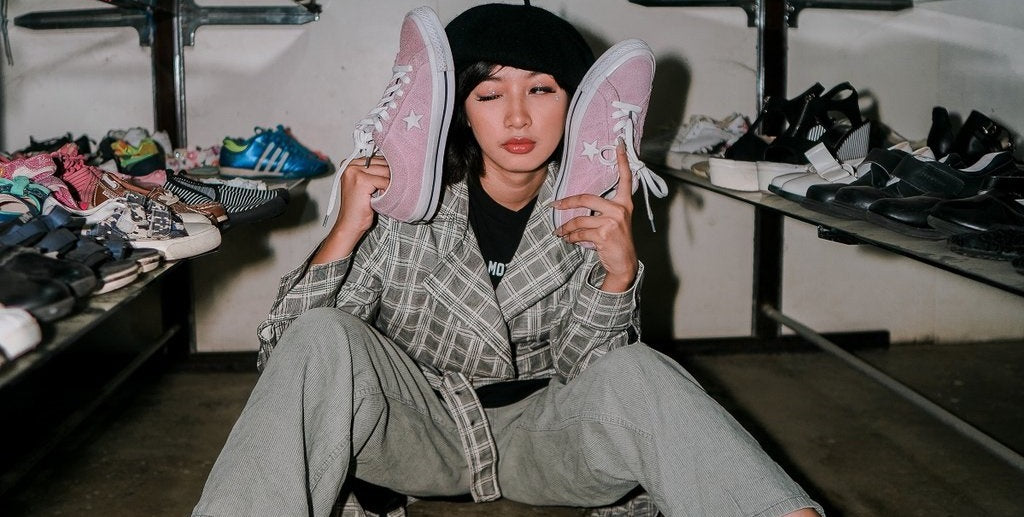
[423,183,513,370]
[496,171,584,320]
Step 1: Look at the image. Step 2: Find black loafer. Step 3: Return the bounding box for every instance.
[925,175,1024,235]
[0,268,76,322]
[0,245,99,298]
[866,195,949,239]
[833,151,1017,222]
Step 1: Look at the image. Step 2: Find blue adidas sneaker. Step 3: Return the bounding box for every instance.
[218,125,332,179]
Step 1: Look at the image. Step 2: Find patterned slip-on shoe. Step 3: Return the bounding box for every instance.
[166,145,221,176]
[107,172,228,226]
[325,6,454,224]
[162,171,289,227]
[553,39,668,245]
[133,169,289,227]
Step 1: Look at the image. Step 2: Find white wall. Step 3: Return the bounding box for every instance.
[2,0,1022,351]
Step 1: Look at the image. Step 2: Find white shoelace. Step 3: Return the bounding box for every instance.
[324,64,412,226]
[597,101,669,231]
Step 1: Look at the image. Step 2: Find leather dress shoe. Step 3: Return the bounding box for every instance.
[802,144,914,217]
[833,151,1014,223]
[865,195,950,239]
[863,152,1019,238]
[926,175,1024,235]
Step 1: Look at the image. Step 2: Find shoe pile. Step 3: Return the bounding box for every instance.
[0,136,232,338]
[664,83,1022,256]
[0,122,308,369]
[798,108,1021,243]
[693,82,881,194]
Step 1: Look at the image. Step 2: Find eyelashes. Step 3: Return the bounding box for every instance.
[473,85,558,102]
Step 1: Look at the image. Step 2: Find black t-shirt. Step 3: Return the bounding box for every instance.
[467,176,538,288]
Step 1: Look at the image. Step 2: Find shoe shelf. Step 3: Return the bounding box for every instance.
[661,167,1024,298]
[0,260,194,497]
[659,166,1024,473]
[0,261,191,392]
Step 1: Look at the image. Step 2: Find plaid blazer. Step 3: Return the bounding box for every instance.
[256,168,644,504]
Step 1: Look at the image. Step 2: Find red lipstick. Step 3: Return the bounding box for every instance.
[501,137,536,154]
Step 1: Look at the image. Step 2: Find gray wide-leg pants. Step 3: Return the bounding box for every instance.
[192,307,822,517]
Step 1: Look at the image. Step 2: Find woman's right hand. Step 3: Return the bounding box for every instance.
[337,155,391,235]
[313,155,391,263]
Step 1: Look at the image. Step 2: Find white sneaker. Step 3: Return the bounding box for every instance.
[657,113,748,170]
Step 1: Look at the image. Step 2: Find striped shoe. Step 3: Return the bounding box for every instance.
[218,125,331,179]
[136,170,289,227]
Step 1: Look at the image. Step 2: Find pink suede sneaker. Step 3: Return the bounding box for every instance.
[552,39,668,241]
[325,6,454,224]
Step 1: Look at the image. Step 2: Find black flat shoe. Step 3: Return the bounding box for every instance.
[865,195,949,239]
[925,175,1024,235]
[0,245,99,298]
[0,268,76,322]
[832,151,1015,222]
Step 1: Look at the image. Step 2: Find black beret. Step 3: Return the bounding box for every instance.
[445,3,595,93]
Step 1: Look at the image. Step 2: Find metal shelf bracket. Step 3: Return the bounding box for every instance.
[13,0,320,147]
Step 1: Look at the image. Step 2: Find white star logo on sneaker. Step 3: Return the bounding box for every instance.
[581,141,600,161]
[403,111,423,130]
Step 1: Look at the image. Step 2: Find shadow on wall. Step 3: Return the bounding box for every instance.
[636,55,691,343]
[191,181,319,302]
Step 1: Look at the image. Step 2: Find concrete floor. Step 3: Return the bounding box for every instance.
[2,340,1023,516]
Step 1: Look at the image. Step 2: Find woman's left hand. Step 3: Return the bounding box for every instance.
[552,139,639,293]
